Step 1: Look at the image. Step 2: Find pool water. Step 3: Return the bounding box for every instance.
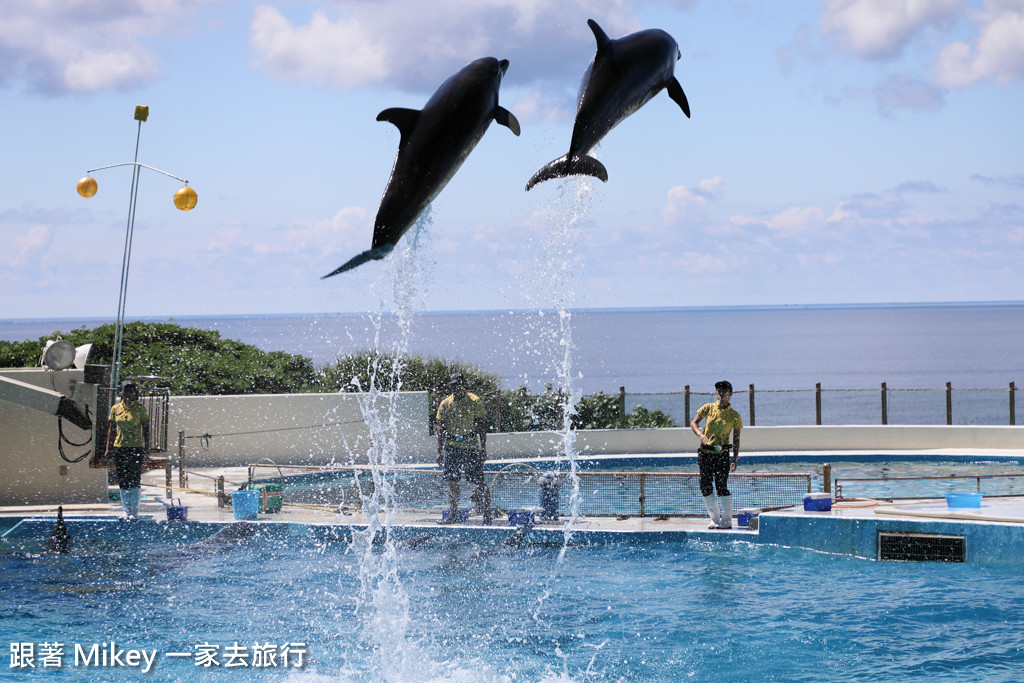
[3,520,1023,681]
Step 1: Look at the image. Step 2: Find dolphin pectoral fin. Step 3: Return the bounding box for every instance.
[377,107,421,143]
[668,77,690,118]
[495,107,521,136]
[321,245,395,279]
[525,154,609,191]
[587,19,612,51]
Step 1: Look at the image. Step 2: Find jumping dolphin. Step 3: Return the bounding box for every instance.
[525,19,690,190]
[323,57,521,278]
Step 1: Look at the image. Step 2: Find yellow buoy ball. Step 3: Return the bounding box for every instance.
[173,186,198,211]
[76,176,98,198]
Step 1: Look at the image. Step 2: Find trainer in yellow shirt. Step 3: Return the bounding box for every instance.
[690,380,742,529]
[435,373,491,525]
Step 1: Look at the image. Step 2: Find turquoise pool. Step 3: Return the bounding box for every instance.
[3,519,1023,681]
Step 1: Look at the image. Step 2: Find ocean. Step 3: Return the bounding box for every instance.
[2,303,1020,395]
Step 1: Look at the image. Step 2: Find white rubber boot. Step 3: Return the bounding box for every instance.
[718,495,733,529]
[703,495,722,529]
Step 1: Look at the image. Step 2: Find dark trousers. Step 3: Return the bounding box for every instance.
[698,447,731,497]
[112,446,145,489]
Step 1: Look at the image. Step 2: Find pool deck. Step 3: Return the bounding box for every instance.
[3,464,1023,563]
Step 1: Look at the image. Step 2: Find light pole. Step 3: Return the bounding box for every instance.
[77,105,197,391]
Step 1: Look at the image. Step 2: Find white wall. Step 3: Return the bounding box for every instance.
[168,392,436,467]
[0,368,108,506]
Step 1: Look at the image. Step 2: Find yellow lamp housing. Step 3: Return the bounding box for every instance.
[173,186,198,211]
[76,176,98,198]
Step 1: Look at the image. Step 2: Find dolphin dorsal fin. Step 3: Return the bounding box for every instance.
[377,107,421,143]
[587,19,612,52]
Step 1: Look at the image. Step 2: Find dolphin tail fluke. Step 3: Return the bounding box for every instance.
[525,154,608,191]
[667,77,690,118]
[321,245,395,279]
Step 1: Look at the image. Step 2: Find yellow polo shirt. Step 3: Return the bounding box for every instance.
[696,401,742,448]
[109,400,149,448]
[436,392,485,448]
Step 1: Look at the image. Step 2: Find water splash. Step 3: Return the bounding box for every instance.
[342,209,436,681]
[520,178,593,550]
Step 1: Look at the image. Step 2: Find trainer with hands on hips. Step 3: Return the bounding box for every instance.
[690,380,743,529]
[435,373,492,525]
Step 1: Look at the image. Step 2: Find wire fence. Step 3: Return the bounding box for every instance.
[622,382,1020,428]
[249,464,813,518]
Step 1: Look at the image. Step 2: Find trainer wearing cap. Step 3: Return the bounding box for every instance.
[435,373,491,525]
[690,380,743,529]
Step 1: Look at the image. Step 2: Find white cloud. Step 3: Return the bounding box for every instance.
[934,0,1024,87]
[248,0,642,91]
[821,0,963,60]
[0,1,208,94]
[671,250,729,274]
[660,176,723,224]
[9,225,52,267]
[733,205,826,238]
[828,192,907,222]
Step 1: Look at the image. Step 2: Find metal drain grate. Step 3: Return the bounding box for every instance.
[878,532,966,562]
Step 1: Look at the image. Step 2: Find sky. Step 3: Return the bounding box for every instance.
[2,0,1023,319]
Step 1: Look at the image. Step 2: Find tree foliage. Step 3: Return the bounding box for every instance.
[0,322,676,429]
[0,321,318,396]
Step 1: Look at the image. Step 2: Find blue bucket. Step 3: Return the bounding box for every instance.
[167,498,188,521]
[441,508,470,523]
[945,493,983,509]
[232,490,259,520]
[507,508,535,527]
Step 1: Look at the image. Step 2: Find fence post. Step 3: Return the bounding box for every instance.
[618,386,626,429]
[1011,381,1016,426]
[881,382,888,425]
[946,382,953,425]
[749,383,756,427]
[815,383,822,426]
[177,430,185,491]
[684,385,690,426]
[638,473,646,517]
[823,463,831,494]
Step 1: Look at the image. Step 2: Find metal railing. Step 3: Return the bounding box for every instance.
[249,464,812,518]
[621,381,1019,428]
[832,472,1024,502]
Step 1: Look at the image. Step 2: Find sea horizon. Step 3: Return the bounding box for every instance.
[3,298,1023,325]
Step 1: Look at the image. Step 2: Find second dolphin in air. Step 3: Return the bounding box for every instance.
[526,20,690,191]
[323,57,520,278]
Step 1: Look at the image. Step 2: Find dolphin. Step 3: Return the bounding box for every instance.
[323,57,521,278]
[525,19,690,190]
[146,522,258,574]
[45,505,72,554]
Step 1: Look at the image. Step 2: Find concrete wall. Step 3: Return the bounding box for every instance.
[4,381,1023,505]
[0,368,108,506]
[168,392,436,468]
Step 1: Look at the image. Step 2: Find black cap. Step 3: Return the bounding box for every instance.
[121,380,139,393]
[715,380,733,393]
[449,373,466,386]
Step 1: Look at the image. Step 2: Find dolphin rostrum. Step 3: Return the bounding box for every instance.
[323,57,521,278]
[526,19,689,190]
